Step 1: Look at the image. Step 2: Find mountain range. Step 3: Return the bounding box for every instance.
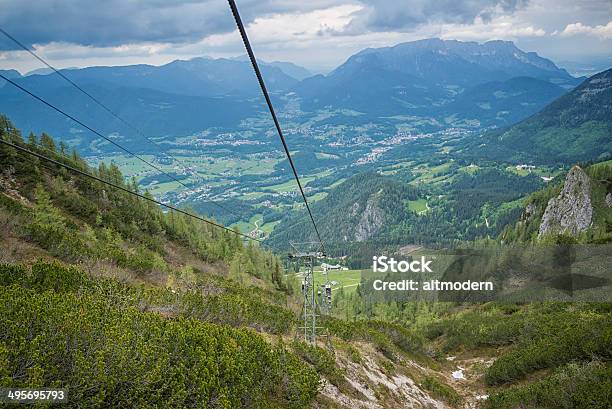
[9,56,298,97]
[0,38,588,144]
[295,39,579,119]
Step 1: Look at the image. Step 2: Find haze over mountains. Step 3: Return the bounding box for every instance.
[5,57,298,97]
[0,38,589,148]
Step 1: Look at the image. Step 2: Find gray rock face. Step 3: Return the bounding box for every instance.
[539,166,592,238]
[355,195,384,242]
[606,192,612,208]
[522,203,537,221]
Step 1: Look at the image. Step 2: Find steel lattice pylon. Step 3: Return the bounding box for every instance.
[289,242,325,343]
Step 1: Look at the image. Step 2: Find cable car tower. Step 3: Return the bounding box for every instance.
[289,242,325,343]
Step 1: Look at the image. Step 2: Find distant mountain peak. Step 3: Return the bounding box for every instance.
[334,38,572,84]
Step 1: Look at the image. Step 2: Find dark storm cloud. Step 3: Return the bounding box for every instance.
[344,0,530,33]
[0,0,341,50]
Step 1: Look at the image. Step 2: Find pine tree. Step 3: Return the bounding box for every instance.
[40,133,56,152]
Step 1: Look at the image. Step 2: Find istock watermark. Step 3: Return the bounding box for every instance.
[370,254,494,294]
[366,244,612,302]
[372,255,433,273]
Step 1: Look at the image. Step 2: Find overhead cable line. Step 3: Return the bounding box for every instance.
[0,138,263,243]
[0,71,255,232]
[226,0,325,252]
[0,28,256,231]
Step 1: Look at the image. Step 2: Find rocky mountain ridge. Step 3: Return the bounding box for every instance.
[539,166,593,237]
[505,160,612,244]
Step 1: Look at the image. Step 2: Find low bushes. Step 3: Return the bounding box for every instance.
[420,376,463,407]
[422,305,524,352]
[180,290,296,334]
[485,311,612,385]
[291,341,344,386]
[485,361,611,409]
[323,316,425,361]
[421,302,611,389]
[0,260,297,335]
[0,261,320,408]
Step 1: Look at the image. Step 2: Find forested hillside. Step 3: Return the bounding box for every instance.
[479,68,612,164]
[270,166,544,257]
[268,173,421,247]
[331,163,612,408]
[501,161,612,244]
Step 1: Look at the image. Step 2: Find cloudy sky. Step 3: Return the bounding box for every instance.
[0,0,610,74]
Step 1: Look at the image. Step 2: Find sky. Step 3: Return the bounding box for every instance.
[0,0,610,74]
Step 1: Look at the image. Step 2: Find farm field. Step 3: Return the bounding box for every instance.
[312,268,364,295]
[407,198,429,214]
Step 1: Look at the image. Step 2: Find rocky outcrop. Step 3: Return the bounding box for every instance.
[606,192,612,208]
[538,166,592,238]
[319,352,446,409]
[521,202,537,221]
[355,195,385,241]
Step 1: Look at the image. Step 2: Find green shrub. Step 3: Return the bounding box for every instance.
[423,306,524,352]
[485,361,611,409]
[0,279,319,407]
[180,289,296,334]
[0,193,26,215]
[420,376,463,407]
[0,260,88,292]
[291,341,343,387]
[0,263,26,286]
[369,321,426,354]
[347,345,362,363]
[122,245,167,274]
[322,316,427,361]
[485,311,612,385]
[29,259,88,292]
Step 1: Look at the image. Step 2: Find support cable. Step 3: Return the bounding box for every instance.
[0,138,262,243]
[226,0,325,252]
[0,28,256,231]
[0,71,254,232]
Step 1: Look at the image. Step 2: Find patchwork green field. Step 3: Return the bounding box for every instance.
[407,198,429,214]
[312,268,364,295]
